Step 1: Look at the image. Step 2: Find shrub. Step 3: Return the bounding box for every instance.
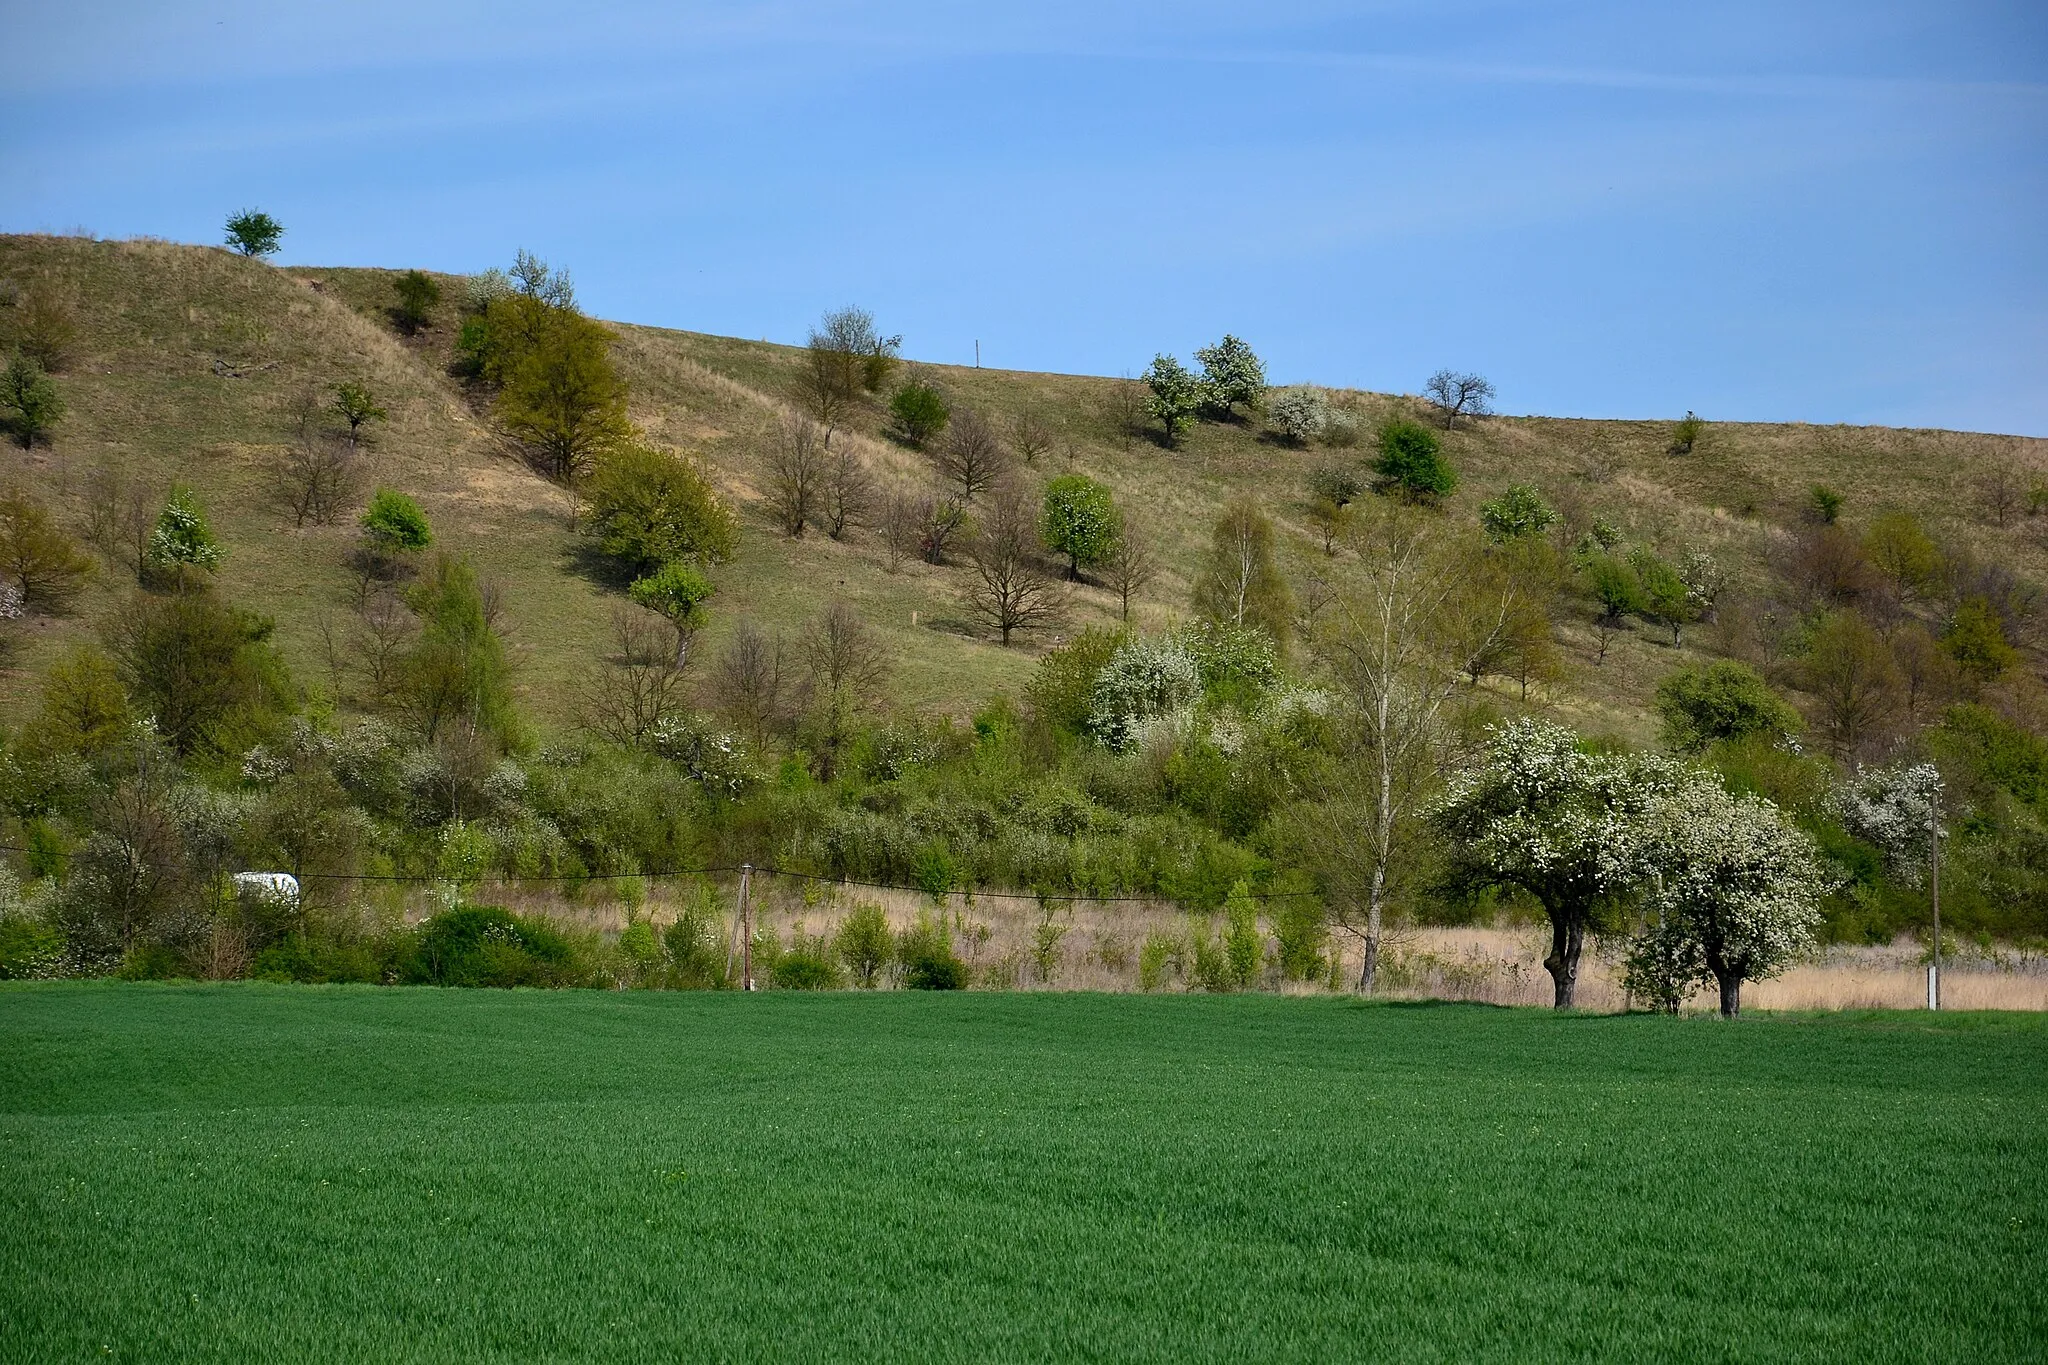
[1670,411,1704,455]
[899,915,965,989]
[361,489,433,553]
[888,381,950,447]
[1373,420,1455,503]
[1479,484,1558,541]
[0,913,64,980]
[404,905,583,988]
[250,935,384,984]
[835,902,893,987]
[1271,889,1328,982]
[1026,628,1125,737]
[1222,880,1262,988]
[663,887,727,987]
[770,929,844,989]
[1307,465,1360,507]
[582,442,737,577]
[1088,636,1202,750]
[1179,620,1278,704]
[1655,660,1801,753]
[1137,929,1180,991]
[1268,388,1328,445]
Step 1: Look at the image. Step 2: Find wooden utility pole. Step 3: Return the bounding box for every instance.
[1929,800,1941,1011]
[737,864,754,991]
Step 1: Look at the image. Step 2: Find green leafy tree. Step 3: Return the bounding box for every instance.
[1222,879,1262,988]
[391,269,441,335]
[1194,335,1266,417]
[1807,485,1843,524]
[1581,553,1644,663]
[1479,484,1558,541]
[834,902,893,987]
[1863,511,1942,605]
[224,209,284,258]
[1142,354,1202,447]
[498,312,630,482]
[1373,419,1456,503]
[1669,411,1704,455]
[1655,660,1802,753]
[1945,599,2019,685]
[360,489,433,554]
[887,381,949,448]
[1039,475,1118,580]
[2,353,65,449]
[0,486,93,611]
[629,562,715,666]
[107,591,291,757]
[1630,548,1696,647]
[146,488,224,579]
[331,381,386,449]
[400,554,517,746]
[581,442,737,578]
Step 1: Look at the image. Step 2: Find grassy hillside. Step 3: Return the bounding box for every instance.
[5,983,2042,1360]
[3,231,2046,738]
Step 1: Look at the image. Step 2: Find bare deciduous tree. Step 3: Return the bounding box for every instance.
[1423,369,1495,430]
[915,489,968,565]
[929,408,1012,502]
[1100,511,1159,623]
[765,413,829,536]
[798,306,899,424]
[963,478,1065,646]
[819,443,873,541]
[879,486,921,570]
[354,590,419,706]
[271,433,361,527]
[1011,411,1054,465]
[579,606,691,746]
[1980,464,2023,527]
[82,461,159,581]
[801,600,890,779]
[1104,374,1147,450]
[707,620,787,750]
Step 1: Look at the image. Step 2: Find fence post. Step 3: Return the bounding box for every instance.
[738,864,754,992]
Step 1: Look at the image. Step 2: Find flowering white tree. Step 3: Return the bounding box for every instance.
[1625,777,1834,1016]
[1434,719,1685,1007]
[1836,762,1943,882]
[1087,636,1201,751]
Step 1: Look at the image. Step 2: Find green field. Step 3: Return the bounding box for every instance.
[2,987,2041,1361]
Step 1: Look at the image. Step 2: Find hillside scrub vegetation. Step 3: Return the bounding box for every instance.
[3,231,2048,1001]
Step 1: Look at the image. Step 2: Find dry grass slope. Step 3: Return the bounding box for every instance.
[5,233,2045,735]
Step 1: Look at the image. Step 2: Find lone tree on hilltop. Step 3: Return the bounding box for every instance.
[1194,335,1267,419]
[1423,369,1493,430]
[225,209,283,258]
[392,270,441,335]
[1142,355,1202,448]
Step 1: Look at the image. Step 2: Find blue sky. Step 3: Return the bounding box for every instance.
[6,2,2045,433]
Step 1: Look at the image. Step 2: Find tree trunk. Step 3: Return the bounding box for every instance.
[1543,912,1583,1008]
[1716,971,1741,1017]
[1357,930,1379,993]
